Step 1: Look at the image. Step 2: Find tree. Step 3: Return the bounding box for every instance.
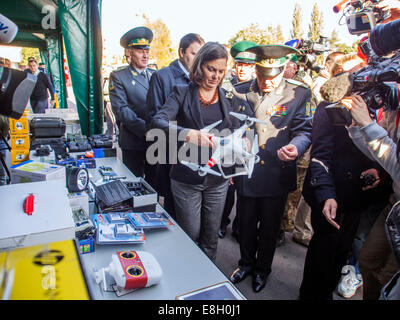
[229,23,285,47]
[336,43,355,54]
[143,14,176,69]
[290,3,303,40]
[274,25,285,44]
[329,29,341,51]
[229,23,268,46]
[308,3,324,41]
[21,47,40,65]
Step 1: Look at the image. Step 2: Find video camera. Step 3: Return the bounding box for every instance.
[334,0,391,35]
[285,37,329,73]
[320,19,400,126]
[0,13,37,120]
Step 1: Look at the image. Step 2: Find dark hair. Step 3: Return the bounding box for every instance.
[326,51,345,64]
[189,42,228,85]
[28,57,37,64]
[179,33,205,54]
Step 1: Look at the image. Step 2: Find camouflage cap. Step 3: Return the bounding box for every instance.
[120,26,153,49]
[230,41,257,63]
[246,45,301,77]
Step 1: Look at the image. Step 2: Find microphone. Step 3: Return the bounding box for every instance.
[0,13,18,44]
[333,0,350,13]
[320,72,353,103]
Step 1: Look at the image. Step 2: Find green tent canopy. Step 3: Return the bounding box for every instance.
[2,0,104,136]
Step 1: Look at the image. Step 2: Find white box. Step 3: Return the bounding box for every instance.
[68,191,89,215]
[0,180,75,251]
[10,160,66,184]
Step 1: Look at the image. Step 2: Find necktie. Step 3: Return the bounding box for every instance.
[141,71,148,84]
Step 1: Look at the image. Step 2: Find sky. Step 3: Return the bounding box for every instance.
[101,0,359,57]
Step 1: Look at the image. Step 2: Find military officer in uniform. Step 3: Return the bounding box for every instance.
[109,26,156,177]
[219,40,257,240]
[229,45,313,293]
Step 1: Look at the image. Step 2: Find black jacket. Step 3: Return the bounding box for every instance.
[302,101,379,210]
[26,70,54,101]
[150,82,245,185]
[146,59,190,130]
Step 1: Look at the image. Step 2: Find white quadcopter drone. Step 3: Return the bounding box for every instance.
[181,112,267,179]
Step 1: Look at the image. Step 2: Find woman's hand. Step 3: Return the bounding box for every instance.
[340,95,373,128]
[185,129,215,148]
[322,198,340,230]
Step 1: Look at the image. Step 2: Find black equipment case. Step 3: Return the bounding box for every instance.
[30,117,66,138]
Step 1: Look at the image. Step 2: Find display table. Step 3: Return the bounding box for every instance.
[81,157,236,300]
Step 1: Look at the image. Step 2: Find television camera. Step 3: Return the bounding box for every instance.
[285,36,329,74]
[320,17,400,126]
[0,13,37,120]
[333,0,391,35]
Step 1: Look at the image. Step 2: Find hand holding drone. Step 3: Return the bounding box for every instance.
[181,112,267,179]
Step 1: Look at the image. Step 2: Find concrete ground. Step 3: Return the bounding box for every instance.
[213,214,363,300]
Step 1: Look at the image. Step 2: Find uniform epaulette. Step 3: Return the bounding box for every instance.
[115,64,129,71]
[285,78,309,89]
[234,79,252,88]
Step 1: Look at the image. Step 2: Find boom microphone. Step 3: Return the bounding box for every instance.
[333,0,350,13]
[0,13,18,44]
[320,72,353,103]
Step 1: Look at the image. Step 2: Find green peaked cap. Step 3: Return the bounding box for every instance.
[120,26,153,49]
[230,40,258,63]
[246,45,301,76]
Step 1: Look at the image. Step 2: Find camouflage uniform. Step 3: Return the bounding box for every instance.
[281,71,315,232]
[282,148,310,231]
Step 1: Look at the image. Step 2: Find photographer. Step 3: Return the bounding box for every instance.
[344,95,400,299]
[299,53,384,300]
[329,1,400,300]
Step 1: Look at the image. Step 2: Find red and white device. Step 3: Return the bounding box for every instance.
[97,251,162,291]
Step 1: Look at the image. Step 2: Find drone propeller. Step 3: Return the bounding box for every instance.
[180,161,222,177]
[230,112,268,125]
[247,134,260,178]
[201,120,222,133]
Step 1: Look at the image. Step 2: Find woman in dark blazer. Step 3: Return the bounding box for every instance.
[150,42,246,261]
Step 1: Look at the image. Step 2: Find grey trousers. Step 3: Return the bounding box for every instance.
[171,178,229,262]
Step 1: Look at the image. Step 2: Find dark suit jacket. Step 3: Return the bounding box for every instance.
[302,101,380,211]
[145,59,191,195]
[25,70,54,101]
[109,65,156,151]
[150,82,246,185]
[146,59,190,129]
[232,78,313,197]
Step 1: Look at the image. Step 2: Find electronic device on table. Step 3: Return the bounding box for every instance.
[71,207,95,240]
[94,250,162,296]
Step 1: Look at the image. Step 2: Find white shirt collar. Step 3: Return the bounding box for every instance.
[177,60,189,78]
